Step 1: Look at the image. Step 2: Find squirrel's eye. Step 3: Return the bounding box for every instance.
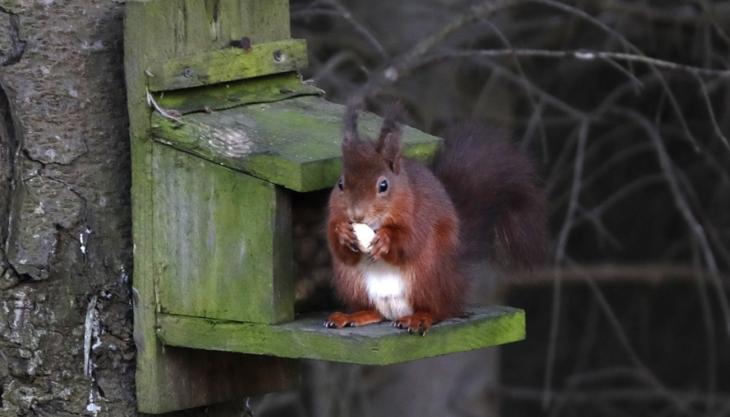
[338,177,344,191]
[378,178,389,193]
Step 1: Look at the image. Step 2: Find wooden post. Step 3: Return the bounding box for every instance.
[125,0,296,412]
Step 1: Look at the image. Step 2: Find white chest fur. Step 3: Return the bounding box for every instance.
[360,261,413,320]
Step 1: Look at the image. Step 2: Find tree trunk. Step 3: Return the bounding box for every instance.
[0,1,137,415]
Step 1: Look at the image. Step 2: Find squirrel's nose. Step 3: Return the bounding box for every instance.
[349,208,365,223]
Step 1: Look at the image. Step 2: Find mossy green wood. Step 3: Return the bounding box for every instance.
[157,307,526,365]
[154,72,323,114]
[125,0,296,413]
[150,95,442,192]
[147,39,308,91]
[153,144,293,323]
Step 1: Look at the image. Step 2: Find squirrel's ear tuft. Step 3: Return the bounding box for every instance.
[342,103,360,145]
[376,117,402,174]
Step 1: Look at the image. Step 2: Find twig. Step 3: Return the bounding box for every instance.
[543,120,589,407]
[292,2,389,61]
[596,0,730,27]
[468,59,590,121]
[691,240,718,412]
[693,72,730,150]
[555,120,590,264]
[481,20,549,158]
[586,174,665,218]
[536,0,706,151]
[425,48,730,78]
[506,263,729,286]
[490,383,730,405]
[617,108,730,335]
[312,51,369,84]
[146,89,182,123]
[351,0,532,102]
[575,205,622,249]
[566,260,699,415]
[534,0,639,55]
[599,55,644,92]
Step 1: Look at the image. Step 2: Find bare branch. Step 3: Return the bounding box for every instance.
[426,48,730,78]
[693,72,730,150]
[616,108,730,335]
[543,120,589,407]
[292,1,390,61]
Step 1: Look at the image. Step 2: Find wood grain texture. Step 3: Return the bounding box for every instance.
[147,39,308,91]
[154,72,323,114]
[151,95,442,192]
[157,306,525,365]
[152,144,294,323]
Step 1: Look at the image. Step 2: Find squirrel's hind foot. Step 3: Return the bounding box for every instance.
[393,312,435,336]
[324,310,384,328]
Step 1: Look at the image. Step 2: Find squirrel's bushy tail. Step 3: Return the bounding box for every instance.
[432,124,547,269]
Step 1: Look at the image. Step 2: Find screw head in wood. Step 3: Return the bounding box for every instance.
[273,50,287,63]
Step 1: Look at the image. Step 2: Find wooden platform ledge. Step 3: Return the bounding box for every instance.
[157,306,524,365]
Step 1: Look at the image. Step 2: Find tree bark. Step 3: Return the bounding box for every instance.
[0,1,136,415]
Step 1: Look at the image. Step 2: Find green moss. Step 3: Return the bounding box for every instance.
[152,145,293,323]
[158,306,526,365]
[147,39,309,91]
[155,72,323,114]
[126,0,297,412]
[150,96,442,192]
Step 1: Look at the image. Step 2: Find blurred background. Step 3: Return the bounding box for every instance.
[256,1,730,416]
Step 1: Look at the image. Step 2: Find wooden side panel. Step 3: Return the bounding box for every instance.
[125,0,295,413]
[153,144,293,323]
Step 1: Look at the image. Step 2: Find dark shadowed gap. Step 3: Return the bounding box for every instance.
[0,12,26,66]
[0,83,18,263]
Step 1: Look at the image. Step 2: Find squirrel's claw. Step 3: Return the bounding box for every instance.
[370,229,391,260]
[335,222,359,252]
[325,310,384,329]
[394,313,434,336]
[324,312,351,328]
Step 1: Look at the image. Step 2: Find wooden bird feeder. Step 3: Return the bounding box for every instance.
[124,0,525,413]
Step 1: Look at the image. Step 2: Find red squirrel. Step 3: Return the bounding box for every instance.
[324,109,546,335]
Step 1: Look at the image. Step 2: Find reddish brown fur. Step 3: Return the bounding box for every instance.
[433,124,547,269]
[394,312,435,335]
[327,115,465,325]
[324,310,384,328]
[326,113,546,331]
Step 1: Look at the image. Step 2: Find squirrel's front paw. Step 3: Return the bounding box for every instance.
[335,222,360,253]
[370,228,391,260]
